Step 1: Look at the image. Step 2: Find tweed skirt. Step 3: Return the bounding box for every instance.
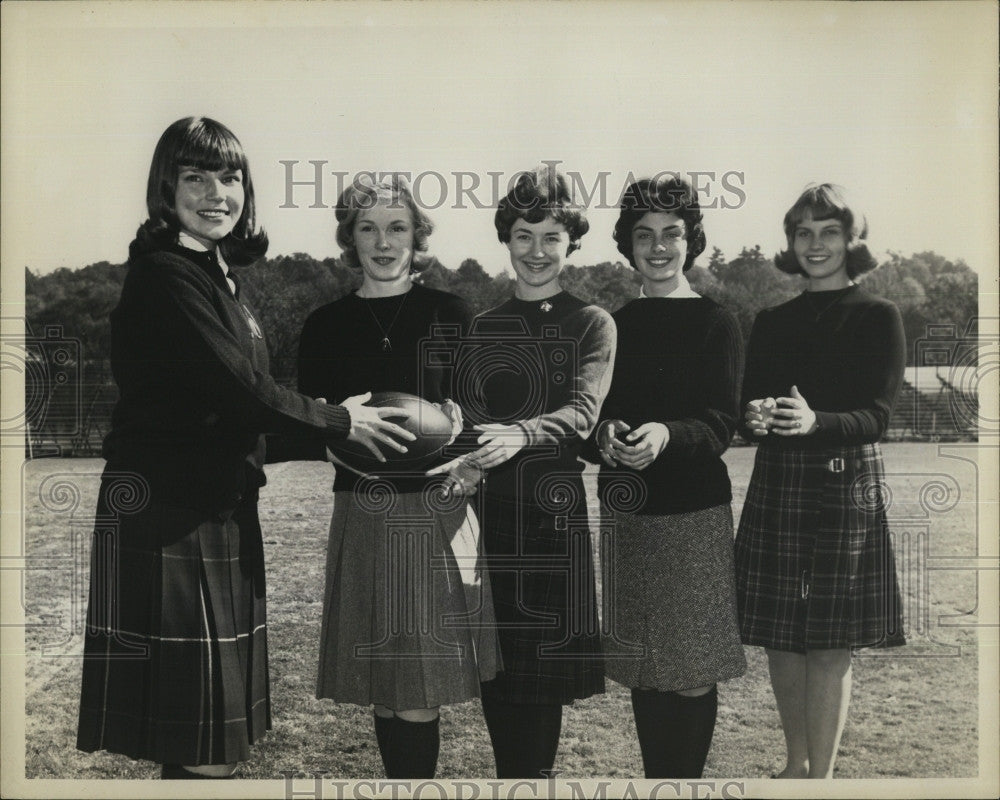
[479,491,604,706]
[601,504,747,692]
[317,485,501,709]
[734,443,906,653]
[77,477,270,765]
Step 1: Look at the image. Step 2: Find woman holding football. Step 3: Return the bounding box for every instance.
[299,173,501,779]
[431,164,616,778]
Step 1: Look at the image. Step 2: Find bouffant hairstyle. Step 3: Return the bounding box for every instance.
[774,183,877,278]
[335,173,434,272]
[130,116,268,267]
[494,165,589,256]
[614,175,707,271]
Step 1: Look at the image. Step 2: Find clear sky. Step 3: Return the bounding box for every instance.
[2,1,997,278]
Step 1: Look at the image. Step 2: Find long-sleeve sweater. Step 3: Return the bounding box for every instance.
[739,284,905,447]
[462,291,616,504]
[102,244,350,515]
[297,282,473,493]
[584,295,744,515]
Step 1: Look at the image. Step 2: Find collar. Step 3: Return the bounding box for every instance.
[639,273,699,299]
[175,233,238,297]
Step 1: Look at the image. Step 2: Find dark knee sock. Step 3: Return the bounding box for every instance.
[630,685,718,778]
[373,713,396,777]
[481,694,562,778]
[381,716,440,779]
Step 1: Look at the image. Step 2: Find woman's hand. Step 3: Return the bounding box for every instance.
[434,399,464,446]
[597,419,630,467]
[608,422,669,471]
[466,422,528,470]
[341,392,417,462]
[744,397,777,437]
[770,385,818,436]
[424,455,484,498]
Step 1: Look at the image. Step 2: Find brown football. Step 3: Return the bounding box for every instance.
[328,391,455,474]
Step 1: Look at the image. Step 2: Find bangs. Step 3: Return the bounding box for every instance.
[174,123,246,172]
[784,184,854,235]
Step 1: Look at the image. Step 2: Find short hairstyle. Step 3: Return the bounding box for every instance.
[130,116,268,267]
[494,165,589,256]
[774,183,877,278]
[335,173,434,272]
[614,175,707,271]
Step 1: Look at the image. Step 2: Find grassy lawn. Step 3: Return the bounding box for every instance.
[19,443,980,780]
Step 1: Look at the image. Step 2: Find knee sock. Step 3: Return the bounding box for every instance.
[373,713,440,779]
[630,685,718,778]
[481,694,562,778]
[373,713,396,777]
[391,717,440,779]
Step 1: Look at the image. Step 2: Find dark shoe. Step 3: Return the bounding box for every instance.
[161,764,235,779]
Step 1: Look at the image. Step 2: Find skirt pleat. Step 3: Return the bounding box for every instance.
[77,482,270,765]
[734,443,906,653]
[317,487,501,709]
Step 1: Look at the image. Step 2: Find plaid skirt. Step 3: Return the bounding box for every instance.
[77,477,270,765]
[317,486,501,709]
[601,504,747,692]
[479,491,604,706]
[734,443,906,653]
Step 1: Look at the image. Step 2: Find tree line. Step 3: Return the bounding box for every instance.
[25,245,979,381]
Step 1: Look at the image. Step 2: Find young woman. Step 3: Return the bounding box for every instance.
[76,117,411,779]
[734,183,906,779]
[299,174,500,779]
[431,165,616,778]
[587,176,747,778]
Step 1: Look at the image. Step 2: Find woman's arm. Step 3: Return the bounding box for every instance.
[141,254,352,438]
[737,312,775,441]
[809,300,906,443]
[516,306,618,446]
[661,309,744,458]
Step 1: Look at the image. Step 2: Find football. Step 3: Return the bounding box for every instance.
[327,391,456,474]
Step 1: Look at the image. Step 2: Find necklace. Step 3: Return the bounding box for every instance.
[803,285,852,321]
[360,290,410,352]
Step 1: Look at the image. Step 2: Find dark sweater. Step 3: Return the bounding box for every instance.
[297,282,473,492]
[739,285,905,448]
[584,296,744,515]
[465,291,616,504]
[102,244,350,515]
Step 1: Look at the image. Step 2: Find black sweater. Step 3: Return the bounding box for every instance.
[102,244,350,515]
[297,282,473,492]
[465,291,617,504]
[585,296,744,515]
[739,285,905,448]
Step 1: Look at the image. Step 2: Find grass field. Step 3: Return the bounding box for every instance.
[18,443,981,780]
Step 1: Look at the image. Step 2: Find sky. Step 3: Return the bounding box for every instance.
[2,1,997,279]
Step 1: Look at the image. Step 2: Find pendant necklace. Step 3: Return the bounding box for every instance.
[804,285,852,322]
[360,289,409,352]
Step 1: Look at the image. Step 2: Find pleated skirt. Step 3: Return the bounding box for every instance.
[77,479,270,765]
[734,443,906,653]
[316,486,501,709]
[601,504,747,692]
[479,492,605,706]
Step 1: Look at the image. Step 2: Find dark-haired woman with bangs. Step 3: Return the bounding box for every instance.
[585,175,746,778]
[430,164,616,778]
[76,117,411,779]
[734,183,906,779]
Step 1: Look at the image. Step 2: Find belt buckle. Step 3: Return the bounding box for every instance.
[826,457,846,473]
